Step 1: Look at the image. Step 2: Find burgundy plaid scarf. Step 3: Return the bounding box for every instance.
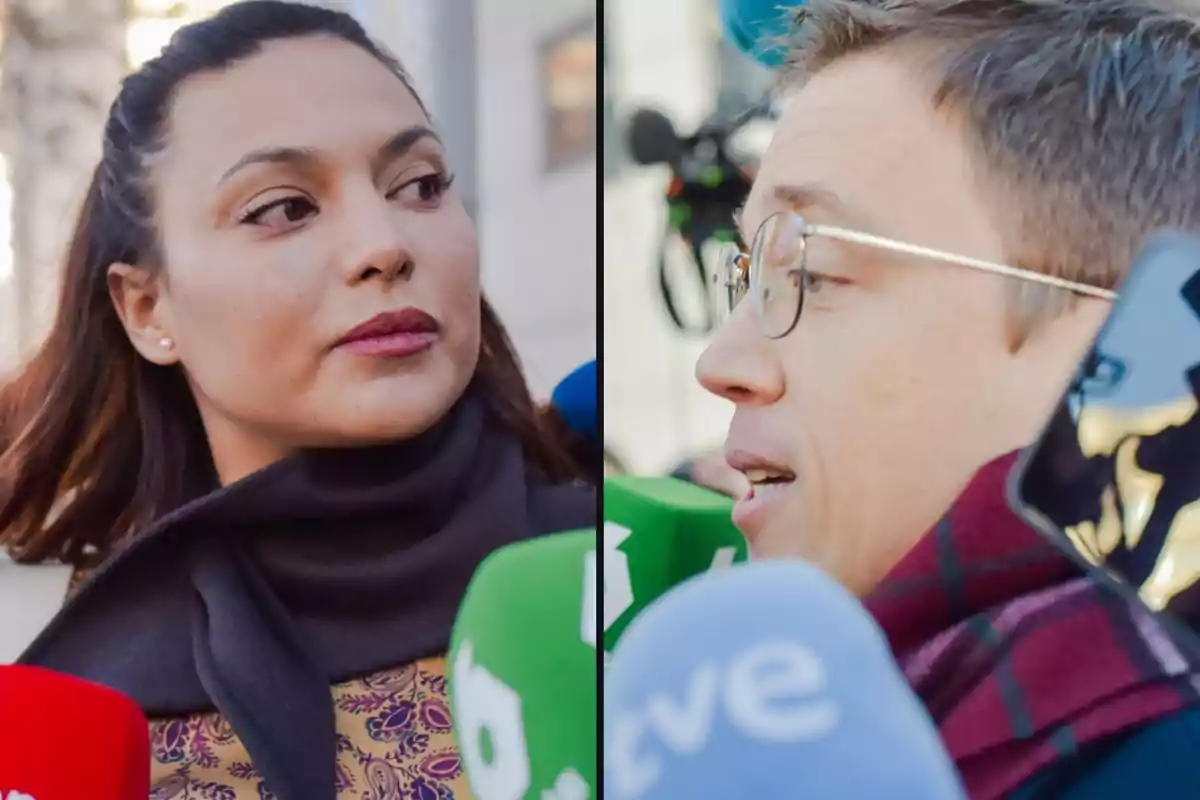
[865,451,1200,799]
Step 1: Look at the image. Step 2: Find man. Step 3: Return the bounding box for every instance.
[700,1,1200,797]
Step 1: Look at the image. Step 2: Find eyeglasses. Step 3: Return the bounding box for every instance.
[719,212,1118,339]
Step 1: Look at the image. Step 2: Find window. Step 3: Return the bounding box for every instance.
[541,17,597,173]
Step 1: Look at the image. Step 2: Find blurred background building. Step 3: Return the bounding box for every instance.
[604,0,772,474]
[0,0,596,398]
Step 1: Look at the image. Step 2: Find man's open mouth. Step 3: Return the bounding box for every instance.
[741,468,796,498]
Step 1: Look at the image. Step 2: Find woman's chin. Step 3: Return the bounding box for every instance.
[307,404,449,448]
[334,380,464,436]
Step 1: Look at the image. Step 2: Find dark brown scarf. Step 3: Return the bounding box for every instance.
[18,392,595,800]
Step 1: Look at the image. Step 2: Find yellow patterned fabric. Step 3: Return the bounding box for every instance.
[148,657,472,799]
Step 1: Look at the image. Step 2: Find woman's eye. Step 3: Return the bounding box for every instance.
[388,172,454,206]
[240,196,317,229]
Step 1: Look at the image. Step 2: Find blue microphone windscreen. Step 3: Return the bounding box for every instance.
[551,359,596,440]
[604,560,966,799]
[718,0,802,69]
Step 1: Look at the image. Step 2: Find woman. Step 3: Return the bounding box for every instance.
[0,2,595,797]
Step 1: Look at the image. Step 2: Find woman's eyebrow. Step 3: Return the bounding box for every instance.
[218,145,317,186]
[370,125,441,173]
[217,125,442,186]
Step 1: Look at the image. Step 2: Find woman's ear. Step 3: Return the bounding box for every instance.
[107,263,178,365]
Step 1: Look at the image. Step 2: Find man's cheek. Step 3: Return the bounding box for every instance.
[837,348,918,418]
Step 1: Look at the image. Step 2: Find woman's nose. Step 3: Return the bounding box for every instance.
[349,246,413,286]
[341,192,415,287]
[696,313,785,405]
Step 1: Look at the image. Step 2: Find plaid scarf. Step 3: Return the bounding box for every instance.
[865,451,1200,799]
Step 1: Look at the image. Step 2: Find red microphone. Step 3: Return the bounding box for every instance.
[0,665,149,799]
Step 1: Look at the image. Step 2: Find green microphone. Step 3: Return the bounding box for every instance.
[602,475,750,654]
[448,530,598,800]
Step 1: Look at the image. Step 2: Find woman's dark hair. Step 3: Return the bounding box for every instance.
[0,0,581,566]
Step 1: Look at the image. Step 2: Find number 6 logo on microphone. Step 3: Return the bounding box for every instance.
[452,641,532,800]
[453,640,593,800]
[449,532,599,800]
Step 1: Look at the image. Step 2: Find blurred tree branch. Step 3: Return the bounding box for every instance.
[0,0,128,359]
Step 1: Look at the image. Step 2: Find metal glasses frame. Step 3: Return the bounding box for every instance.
[721,212,1118,339]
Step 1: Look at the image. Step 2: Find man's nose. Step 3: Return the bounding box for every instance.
[695,312,784,405]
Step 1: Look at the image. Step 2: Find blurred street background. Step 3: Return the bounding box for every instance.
[0,0,596,399]
[603,0,773,474]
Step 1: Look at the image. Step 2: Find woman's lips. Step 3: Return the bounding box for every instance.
[732,479,795,532]
[338,331,438,357]
[335,306,440,357]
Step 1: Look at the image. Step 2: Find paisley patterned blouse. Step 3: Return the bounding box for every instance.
[147,657,471,799]
[64,564,472,798]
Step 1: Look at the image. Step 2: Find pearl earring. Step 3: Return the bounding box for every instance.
[159,336,173,350]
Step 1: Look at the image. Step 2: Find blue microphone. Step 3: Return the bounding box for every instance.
[718,0,804,68]
[550,359,596,443]
[546,358,598,482]
[603,560,966,799]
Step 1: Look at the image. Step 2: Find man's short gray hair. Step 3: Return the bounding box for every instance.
[781,0,1200,340]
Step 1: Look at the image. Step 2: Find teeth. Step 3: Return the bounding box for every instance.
[743,468,794,484]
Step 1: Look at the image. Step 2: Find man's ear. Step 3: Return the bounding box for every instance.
[1018,297,1110,365]
[1009,297,1111,421]
[107,263,178,365]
